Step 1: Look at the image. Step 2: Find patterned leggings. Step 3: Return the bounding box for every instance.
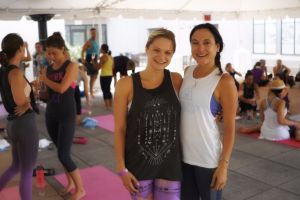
[131,179,180,200]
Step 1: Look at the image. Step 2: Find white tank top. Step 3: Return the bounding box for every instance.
[260,98,290,141]
[180,66,223,168]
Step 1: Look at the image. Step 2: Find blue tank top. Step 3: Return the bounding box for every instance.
[86,39,99,56]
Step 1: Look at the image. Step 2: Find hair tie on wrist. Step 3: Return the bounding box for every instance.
[118,168,128,177]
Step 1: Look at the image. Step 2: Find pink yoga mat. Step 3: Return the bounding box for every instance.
[81,108,89,114]
[276,139,300,148]
[0,186,20,200]
[240,132,300,148]
[55,166,130,200]
[92,114,114,132]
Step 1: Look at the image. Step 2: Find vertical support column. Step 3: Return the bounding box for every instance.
[29,14,55,49]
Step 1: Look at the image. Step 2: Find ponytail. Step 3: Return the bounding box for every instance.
[0,51,8,66]
[0,33,24,66]
[215,52,223,75]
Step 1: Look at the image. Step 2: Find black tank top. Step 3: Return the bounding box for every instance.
[46,60,75,119]
[125,69,182,181]
[0,65,38,120]
[243,82,255,99]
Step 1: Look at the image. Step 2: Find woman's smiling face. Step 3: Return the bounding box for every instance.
[190,28,220,67]
[146,37,174,70]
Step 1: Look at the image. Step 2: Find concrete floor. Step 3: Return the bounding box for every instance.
[0,85,300,200]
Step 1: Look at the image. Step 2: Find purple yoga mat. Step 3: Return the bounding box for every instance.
[92,114,114,132]
[0,104,8,118]
[55,166,131,200]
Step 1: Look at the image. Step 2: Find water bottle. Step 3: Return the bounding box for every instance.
[36,164,46,196]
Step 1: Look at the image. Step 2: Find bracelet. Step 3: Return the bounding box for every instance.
[117,168,128,177]
[219,158,229,165]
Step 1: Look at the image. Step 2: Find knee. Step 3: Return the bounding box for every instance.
[57,152,76,172]
[57,151,69,165]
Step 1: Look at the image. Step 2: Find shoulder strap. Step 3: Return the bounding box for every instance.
[131,72,141,90]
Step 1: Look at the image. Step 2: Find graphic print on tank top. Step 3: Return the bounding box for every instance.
[136,96,178,166]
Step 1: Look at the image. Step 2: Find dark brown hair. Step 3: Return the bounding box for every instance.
[0,33,24,66]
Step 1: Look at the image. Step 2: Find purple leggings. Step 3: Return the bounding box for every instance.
[0,113,38,200]
[131,179,180,200]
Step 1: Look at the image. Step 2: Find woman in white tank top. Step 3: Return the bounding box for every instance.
[239,79,300,141]
[180,23,238,200]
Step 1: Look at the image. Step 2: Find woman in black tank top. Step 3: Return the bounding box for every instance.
[114,28,182,200]
[39,32,86,200]
[0,33,39,200]
[238,71,260,119]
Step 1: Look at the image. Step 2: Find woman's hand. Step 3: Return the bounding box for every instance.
[14,101,32,116]
[120,170,139,194]
[211,163,228,191]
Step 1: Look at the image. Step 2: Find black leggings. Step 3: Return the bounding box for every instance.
[74,85,82,115]
[100,76,112,100]
[46,116,77,172]
[181,162,222,200]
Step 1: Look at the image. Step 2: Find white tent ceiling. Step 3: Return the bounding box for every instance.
[1,0,300,20]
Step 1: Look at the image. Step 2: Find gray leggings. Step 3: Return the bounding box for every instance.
[0,112,39,200]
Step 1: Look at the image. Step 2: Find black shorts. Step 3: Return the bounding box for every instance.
[85,54,98,76]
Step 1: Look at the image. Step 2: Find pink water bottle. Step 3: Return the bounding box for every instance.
[36,164,46,196]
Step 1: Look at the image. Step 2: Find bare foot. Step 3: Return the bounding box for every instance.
[69,190,86,200]
[59,183,75,196]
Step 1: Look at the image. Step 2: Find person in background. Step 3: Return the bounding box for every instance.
[75,61,90,124]
[113,54,130,85]
[81,27,99,98]
[180,23,237,200]
[225,62,242,90]
[0,33,39,200]
[39,32,85,200]
[252,61,269,86]
[93,44,113,109]
[273,59,295,87]
[33,41,48,78]
[239,79,300,141]
[114,28,182,200]
[239,70,260,119]
[19,41,31,74]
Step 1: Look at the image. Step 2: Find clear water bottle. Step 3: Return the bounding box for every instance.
[36,164,46,196]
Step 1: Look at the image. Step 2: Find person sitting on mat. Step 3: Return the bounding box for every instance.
[238,70,260,120]
[238,79,300,141]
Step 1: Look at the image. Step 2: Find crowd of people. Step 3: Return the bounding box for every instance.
[0,22,299,200]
